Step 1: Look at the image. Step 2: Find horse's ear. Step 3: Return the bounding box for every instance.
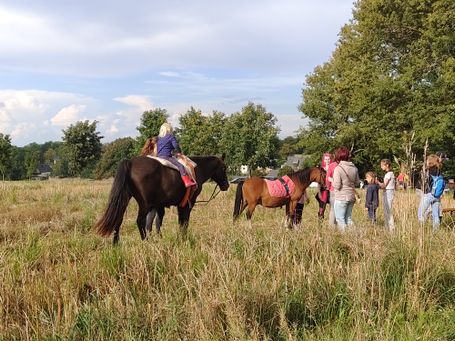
[221,153,226,161]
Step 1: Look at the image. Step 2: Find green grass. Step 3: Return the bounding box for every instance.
[0,179,454,340]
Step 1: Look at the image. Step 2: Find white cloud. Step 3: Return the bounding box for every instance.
[114,95,153,112]
[159,71,182,78]
[0,1,353,76]
[51,104,86,126]
[106,119,120,134]
[0,90,94,145]
[10,122,35,140]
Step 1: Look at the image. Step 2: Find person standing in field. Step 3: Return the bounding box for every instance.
[377,159,395,230]
[332,147,360,230]
[364,171,379,223]
[418,154,445,230]
[326,153,339,226]
[315,152,332,220]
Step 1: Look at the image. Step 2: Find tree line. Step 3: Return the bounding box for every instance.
[0,103,301,180]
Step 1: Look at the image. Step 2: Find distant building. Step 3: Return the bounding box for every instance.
[31,164,53,180]
[283,154,306,170]
[267,169,279,178]
[240,165,249,175]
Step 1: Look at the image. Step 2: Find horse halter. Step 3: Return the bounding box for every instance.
[318,167,327,190]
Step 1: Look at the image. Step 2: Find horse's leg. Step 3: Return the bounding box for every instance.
[284,202,291,228]
[239,201,248,218]
[178,206,191,238]
[245,203,257,229]
[233,201,248,225]
[136,211,147,240]
[288,200,298,229]
[155,207,165,237]
[146,209,157,235]
[113,226,120,245]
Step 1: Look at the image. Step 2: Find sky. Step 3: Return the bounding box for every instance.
[0,0,354,146]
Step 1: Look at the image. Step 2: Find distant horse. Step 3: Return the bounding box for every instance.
[95,155,229,244]
[233,167,326,228]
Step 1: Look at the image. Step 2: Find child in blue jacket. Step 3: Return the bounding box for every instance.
[418,159,445,230]
[156,122,196,188]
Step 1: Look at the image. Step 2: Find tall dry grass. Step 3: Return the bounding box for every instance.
[0,179,454,340]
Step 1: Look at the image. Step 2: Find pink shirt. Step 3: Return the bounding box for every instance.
[326,161,338,191]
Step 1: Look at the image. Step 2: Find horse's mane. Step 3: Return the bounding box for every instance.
[288,167,313,185]
[188,156,220,163]
[141,137,157,156]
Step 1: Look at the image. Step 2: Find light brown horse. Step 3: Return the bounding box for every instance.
[233,167,326,228]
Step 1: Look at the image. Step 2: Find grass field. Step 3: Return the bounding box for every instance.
[1,179,455,340]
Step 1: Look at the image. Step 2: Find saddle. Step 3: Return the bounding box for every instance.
[147,155,197,207]
[147,155,197,181]
[265,175,295,198]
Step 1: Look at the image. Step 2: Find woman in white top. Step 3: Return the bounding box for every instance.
[377,159,395,230]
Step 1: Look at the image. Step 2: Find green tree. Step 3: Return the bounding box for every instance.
[277,165,294,177]
[136,108,168,151]
[278,136,303,161]
[24,144,40,178]
[9,146,26,180]
[62,120,103,177]
[53,157,70,178]
[94,137,136,179]
[299,0,455,176]
[178,108,227,155]
[0,133,12,181]
[221,102,280,174]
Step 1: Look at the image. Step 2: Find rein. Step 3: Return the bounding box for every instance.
[195,184,221,205]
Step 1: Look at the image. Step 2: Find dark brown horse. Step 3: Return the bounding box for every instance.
[95,155,229,244]
[233,167,326,228]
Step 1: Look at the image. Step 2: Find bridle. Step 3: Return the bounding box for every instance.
[195,162,228,205]
[318,167,327,191]
[195,183,222,205]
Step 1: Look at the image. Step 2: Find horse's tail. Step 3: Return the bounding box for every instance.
[233,181,244,221]
[96,159,132,237]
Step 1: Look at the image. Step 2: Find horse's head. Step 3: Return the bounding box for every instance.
[310,167,327,189]
[211,154,230,191]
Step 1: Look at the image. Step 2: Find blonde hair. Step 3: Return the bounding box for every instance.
[365,171,376,180]
[426,154,442,170]
[159,122,173,137]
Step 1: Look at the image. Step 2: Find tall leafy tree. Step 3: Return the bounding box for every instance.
[221,102,280,174]
[23,143,41,178]
[0,133,12,181]
[136,108,168,151]
[62,120,103,177]
[94,137,136,179]
[299,0,455,176]
[178,108,227,155]
[278,136,304,161]
[9,146,26,180]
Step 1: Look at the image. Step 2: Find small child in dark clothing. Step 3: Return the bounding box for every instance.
[365,172,380,223]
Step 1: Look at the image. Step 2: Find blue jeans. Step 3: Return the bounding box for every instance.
[418,193,441,229]
[383,190,395,230]
[159,155,187,176]
[334,200,354,230]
